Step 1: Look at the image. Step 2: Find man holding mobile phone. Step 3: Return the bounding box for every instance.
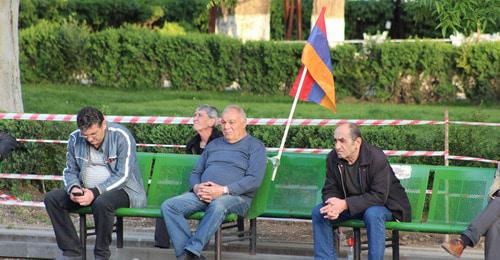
[44,107,146,260]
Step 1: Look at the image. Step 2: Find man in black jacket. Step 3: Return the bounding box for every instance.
[312,123,411,260]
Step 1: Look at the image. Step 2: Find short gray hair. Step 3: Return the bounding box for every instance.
[338,122,362,141]
[222,104,247,122]
[196,105,219,123]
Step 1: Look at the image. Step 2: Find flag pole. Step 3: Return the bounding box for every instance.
[271,67,308,181]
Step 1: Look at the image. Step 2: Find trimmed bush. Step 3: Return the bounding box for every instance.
[19,20,90,83]
[19,22,499,103]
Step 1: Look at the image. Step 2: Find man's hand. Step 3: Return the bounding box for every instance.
[320,197,348,220]
[70,187,94,206]
[195,181,225,203]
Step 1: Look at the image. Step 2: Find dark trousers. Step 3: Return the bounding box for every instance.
[463,197,500,260]
[154,218,170,248]
[44,188,129,258]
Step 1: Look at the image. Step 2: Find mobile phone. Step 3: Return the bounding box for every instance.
[72,191,84,196]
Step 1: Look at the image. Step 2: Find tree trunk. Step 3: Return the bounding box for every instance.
[390,0,403,39]
[216,0,271,41]
[311,0,345,46]
[0,0,23,112]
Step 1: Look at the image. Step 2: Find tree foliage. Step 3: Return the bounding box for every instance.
[419,0,499,37]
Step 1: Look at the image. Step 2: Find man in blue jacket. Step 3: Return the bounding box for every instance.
[44,106,146,260]
[161,105,267,260]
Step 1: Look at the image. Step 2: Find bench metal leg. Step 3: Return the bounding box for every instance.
[353,228,361,260]
[392,230,400,260]
[237,216,245,237]
[79,214,87,260]
[214,228,222,260]
[249,219,257,255]
[116,217,124,248]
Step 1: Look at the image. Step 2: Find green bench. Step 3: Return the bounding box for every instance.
[74,152,273,260]
[261,153,496,260]
[74,151,495,260]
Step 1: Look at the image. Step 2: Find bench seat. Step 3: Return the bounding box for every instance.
[336,219,468,233]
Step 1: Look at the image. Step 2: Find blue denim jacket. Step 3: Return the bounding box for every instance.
[62,122,146,208]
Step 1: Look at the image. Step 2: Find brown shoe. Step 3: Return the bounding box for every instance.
[441,239,465,257]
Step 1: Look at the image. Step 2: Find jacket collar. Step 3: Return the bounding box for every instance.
[332,140,371,167]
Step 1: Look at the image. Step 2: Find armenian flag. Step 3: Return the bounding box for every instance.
[289,7,336,112]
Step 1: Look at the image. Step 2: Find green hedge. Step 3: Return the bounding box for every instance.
[19,22,500,103]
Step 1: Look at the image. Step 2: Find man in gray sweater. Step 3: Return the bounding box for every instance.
[161,105,267,260]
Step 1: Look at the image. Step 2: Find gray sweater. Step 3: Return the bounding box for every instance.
[189,135,267,205]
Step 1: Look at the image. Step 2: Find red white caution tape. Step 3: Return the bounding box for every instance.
[2,113,498,127]
[450,121,500,127]
[383,150,445,156]
[16,139,67,144]
[16,139,186,148]
[0,193,45,207]
[266,148,328,154]
[0,200,45,207]
[0,173,62,181]
[0,193,17,200]
[16,139,498,162]
[448,155,499,164]
[14,139,446,157]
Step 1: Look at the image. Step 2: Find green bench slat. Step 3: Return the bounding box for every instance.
[263,153,326,218]
[136,152,156,191]
[397,164,432,222]
[427,166,495,225]
[334,219,467,234]
[74,207,239,221]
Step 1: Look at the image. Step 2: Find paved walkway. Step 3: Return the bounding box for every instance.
[0,225,485,259]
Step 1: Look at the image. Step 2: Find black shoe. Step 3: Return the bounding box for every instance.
[185,250,206,260]
[154,243,170,249]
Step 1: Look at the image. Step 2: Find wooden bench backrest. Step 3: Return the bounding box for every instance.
[427,166,496,225]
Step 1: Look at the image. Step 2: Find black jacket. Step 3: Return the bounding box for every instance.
[0,132,17,162]
[322,141,411,222]
[185,128,222,155]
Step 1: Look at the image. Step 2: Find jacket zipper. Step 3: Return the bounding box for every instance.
[338,164,347,198]
[358,167,364,191]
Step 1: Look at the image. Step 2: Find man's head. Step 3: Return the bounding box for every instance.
[221,105,247,143]
[334,123,362,164]
[77,107,106,148]
[193,105,219,133]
